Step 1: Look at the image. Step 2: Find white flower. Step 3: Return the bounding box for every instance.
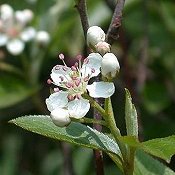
[0,4,36,55]
[87,26,105,47]
[46,53,115,125]
[101,53,120,78]
[35,31,50,44]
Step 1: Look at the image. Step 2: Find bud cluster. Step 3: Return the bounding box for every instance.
[0,4,50,55]
[87,26,120,80]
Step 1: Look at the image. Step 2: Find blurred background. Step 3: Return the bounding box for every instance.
[0,0,175,174]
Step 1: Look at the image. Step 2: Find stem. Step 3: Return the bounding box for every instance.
[106,0,125,44]
[83,93,106,119]
[71,117,107,126]
[74,0,89,40]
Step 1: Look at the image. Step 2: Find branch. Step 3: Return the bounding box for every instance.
[75,0,89,40]
[106,0,125,44]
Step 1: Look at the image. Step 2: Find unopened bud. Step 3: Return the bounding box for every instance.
[87,26,105,47]
[95,41,110,55]
[0,4,13,20]
[101,53,120,79]
[50,108,71,127]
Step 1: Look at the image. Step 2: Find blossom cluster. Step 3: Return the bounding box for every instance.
[46,26,120,127]
[0,4,50,55]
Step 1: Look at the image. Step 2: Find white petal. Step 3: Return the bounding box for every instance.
[68,98,90,119]
[6,39,25,55]
[35,31,50,44]
[51,65,72,85]
[20,27,36,42]
[46,91,68,112]
[87,82,115,98]
[50,108,71,127]
[81,53,102,78]
[0,34,8,46]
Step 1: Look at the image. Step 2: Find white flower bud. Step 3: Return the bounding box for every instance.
[35,31,50,44]
[23,9,33,22]
[0,4,14,20]
[101,53,120,79]
[15,9,33,25]
[87,26,105,47]
[50,108,71,127]
[95,41,110,55]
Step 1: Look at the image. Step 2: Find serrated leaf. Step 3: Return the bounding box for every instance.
[125,89,138,137]
[141,136,175,163]
[119,135,175,163]
[9,115,121,156]
[134,150,175,175]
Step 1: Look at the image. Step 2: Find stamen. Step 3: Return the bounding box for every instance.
[76,94,81,99]
[84,76,89,82]
[67,95,75,101]
[58,53,67,67]
[47,79,52,84]
[59,76,64,81]
[71,66,77,71]
[59,53,64,60]
[83,58,89,64]
[54,88,60,92]
[75,79,81,87]
[91,68,95,73]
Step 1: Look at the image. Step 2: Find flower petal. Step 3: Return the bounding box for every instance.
[0,34,8,46]
[51,65,72,86]
[81,53,102,78]
[6,39,24,55]
[46,91,68,112]
[68,98,90,119]
[50,108,71,127]
[87,82,115,98]
[20,27,36,42]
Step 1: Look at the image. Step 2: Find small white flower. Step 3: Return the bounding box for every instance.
[101,53,120,79]
[46,53,115,124]
[35,31,50,44]
[87,26,105,47]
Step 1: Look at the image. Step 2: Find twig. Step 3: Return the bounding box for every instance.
[106,0,125,44]
[74,0,89,40]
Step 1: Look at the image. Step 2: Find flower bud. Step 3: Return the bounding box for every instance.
[35,31,50,44]
[95,41,110,55]
[101,53,120,79]
[0,4,13,20]
[50,108,71,127]
[87,26,105,47]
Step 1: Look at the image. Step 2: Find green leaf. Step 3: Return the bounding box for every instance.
[9,115,121,156]
[125,89,138,137]
[140,136,175,163]
[134,150,175,175]
[119,135,175,163]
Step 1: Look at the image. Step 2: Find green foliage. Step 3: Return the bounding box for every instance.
[9,115,121,156]
[134,150,175,175]
[0,74,37,109]
[125,89,138,137]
